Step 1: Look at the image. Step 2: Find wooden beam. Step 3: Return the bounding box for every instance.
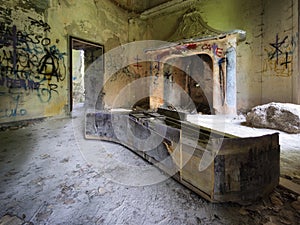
[279,177,300,195]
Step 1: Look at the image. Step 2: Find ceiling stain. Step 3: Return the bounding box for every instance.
[110,0,173,13]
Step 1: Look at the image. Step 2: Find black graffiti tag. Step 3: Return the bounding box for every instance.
[37,46,66,82]
[28,17,51,32]
[269,34,288,64]
[0,7,68,106]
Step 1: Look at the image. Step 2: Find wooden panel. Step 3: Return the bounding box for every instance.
[213,133,280,202]
[181,144,213,197]
[279,178,300,195]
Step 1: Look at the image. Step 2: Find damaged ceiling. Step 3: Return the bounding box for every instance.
[12,0,173,14]
[111,0,173,13]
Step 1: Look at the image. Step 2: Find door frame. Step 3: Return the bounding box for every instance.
[69,36,104,111]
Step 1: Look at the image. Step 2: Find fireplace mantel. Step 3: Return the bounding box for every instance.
[145,30,246,115]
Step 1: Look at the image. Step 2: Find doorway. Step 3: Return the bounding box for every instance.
[69,36,104,111]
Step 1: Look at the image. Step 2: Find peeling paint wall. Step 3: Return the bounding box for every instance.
[102,61,152,109]
[0,0,129,123]
[261,0,298,104]
[0,1,67,122]
[134,0,299,112]
[1,0,299,123]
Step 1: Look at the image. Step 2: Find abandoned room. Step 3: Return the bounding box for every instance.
[0,0,300,224]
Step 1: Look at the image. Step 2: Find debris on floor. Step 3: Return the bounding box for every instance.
[0,215,23,225]
[246,102,300,134]
[0,106,299,224]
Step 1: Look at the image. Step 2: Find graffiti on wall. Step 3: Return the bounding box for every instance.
[149,56,161,86]
[0,8,66,118]
[264,33,297,77]
[133,55,142,68]
[0,93,27,118]
[201,43,223,58]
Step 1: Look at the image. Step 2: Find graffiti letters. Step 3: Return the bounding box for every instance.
[201,43,223,57]
[38,46,66,82]
[28,17,51,32]
[0,94,27,118]
[0,75,40,90]
[0,11,66,104]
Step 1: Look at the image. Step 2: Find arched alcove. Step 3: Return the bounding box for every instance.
[163,54,214,114]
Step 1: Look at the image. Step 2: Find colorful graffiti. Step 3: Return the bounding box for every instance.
[156,42,224,61]
[133,55,142,68]
[201,43,224,57]
[264,33,297,77]
[0,11,66,104]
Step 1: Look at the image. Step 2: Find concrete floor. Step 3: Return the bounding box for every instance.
[0,105,299,225]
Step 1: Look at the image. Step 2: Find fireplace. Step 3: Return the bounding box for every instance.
[146,30,246,115]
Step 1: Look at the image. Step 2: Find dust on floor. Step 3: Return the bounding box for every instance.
[0,108,299,225]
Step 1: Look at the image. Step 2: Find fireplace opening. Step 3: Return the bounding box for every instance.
[164,54,214,115]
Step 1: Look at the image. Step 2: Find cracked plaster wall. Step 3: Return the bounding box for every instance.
[1,0,299,123]
[0,0,129,123]
[132,0,299,113]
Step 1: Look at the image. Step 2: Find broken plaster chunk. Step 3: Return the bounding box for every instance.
[291,200,300,212]
[238,207,249,216]
[246,102,300,134]
[98,187,108,195]
[269,192,283,207]
[0,215,23,225]
[40,154,50,159]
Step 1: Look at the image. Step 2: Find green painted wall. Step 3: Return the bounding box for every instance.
[134,0,299,112]
[0,0,128,123]
[1,0,299,123]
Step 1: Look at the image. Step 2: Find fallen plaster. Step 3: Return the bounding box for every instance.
[246,102,300,134]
